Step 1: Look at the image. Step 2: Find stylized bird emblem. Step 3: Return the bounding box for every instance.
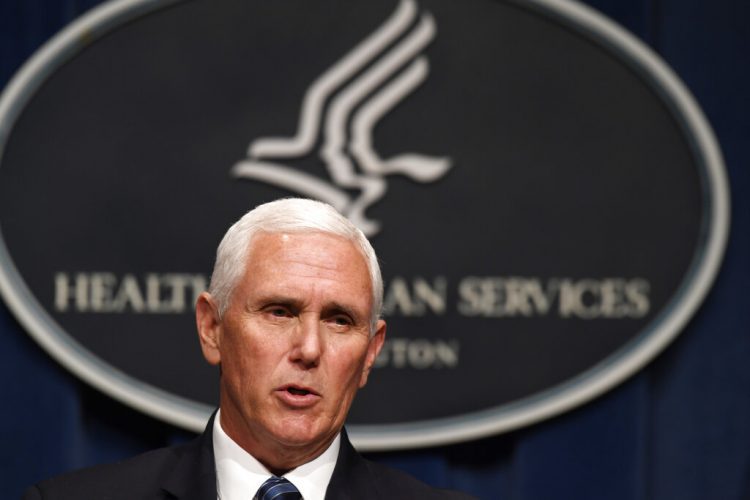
[232,0,451,236]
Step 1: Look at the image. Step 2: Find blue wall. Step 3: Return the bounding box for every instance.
[1,1,748,498]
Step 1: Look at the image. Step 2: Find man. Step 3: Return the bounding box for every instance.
[24,198,473,499]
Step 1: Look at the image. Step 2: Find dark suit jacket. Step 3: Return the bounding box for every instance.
[23,414,473,499]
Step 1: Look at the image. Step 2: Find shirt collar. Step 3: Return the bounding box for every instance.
[212,410,340,500]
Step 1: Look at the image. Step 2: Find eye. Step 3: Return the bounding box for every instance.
[333,316,351,326]
[326,314,354,331]
[264,305,292,319]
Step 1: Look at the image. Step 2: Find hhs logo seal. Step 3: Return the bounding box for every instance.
[0,0,728,449]
[233,0,451,235]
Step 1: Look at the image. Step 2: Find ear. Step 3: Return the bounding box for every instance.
[195,291,222,366]
[359,319,386,388]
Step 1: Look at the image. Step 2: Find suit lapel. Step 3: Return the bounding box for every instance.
[325,429,377,500]
[161,412,218,500]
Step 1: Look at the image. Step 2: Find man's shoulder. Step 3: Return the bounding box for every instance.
[23,441,194,500]
[362,458,475,499]
[330,431,475,500]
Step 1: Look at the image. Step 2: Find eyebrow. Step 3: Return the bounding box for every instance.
[250,295,301,311]
[251,296,365,324]
[323,302,363,323]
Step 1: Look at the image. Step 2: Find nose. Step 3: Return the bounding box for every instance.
[290,314,322,367]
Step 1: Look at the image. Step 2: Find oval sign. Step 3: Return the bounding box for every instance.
[0,0,729,450]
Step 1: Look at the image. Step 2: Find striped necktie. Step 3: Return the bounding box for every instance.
[254,476,302,500]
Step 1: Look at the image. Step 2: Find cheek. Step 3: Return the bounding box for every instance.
[220,329,275,381]
[327,342,369,389]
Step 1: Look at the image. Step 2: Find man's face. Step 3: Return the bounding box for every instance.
[196,231,385,470]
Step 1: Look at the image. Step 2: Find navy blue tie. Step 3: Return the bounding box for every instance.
[254,476,302,500]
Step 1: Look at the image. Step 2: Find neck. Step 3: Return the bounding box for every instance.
[218,409,338,474]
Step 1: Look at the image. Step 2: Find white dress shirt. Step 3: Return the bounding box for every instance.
[212,410,340,500]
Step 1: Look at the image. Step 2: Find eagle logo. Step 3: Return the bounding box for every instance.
[231,0,451,236]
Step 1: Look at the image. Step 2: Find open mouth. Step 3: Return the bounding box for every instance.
[287,387,311,396]
[277,385,319,406]
[282,385,318,397]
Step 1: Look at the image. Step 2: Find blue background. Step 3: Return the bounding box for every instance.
[1,0,748,498]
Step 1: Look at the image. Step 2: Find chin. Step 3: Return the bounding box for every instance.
[270,417,334,448]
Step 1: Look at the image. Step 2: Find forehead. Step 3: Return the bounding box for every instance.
[241,231,373,301]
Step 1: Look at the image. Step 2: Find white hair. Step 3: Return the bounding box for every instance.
[208,198,383,332]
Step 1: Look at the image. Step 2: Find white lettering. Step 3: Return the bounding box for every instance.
[375,338,460,369]
[90,273,117,312]
[558,278,651,319]
[383,276,447,316]
[54,273,89,312]
[625,279,650,317]
[457,276,499,316]
[112,274,145,312]
[459,276,650,319]
[53,272,208,314]
[53,272,649,319]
